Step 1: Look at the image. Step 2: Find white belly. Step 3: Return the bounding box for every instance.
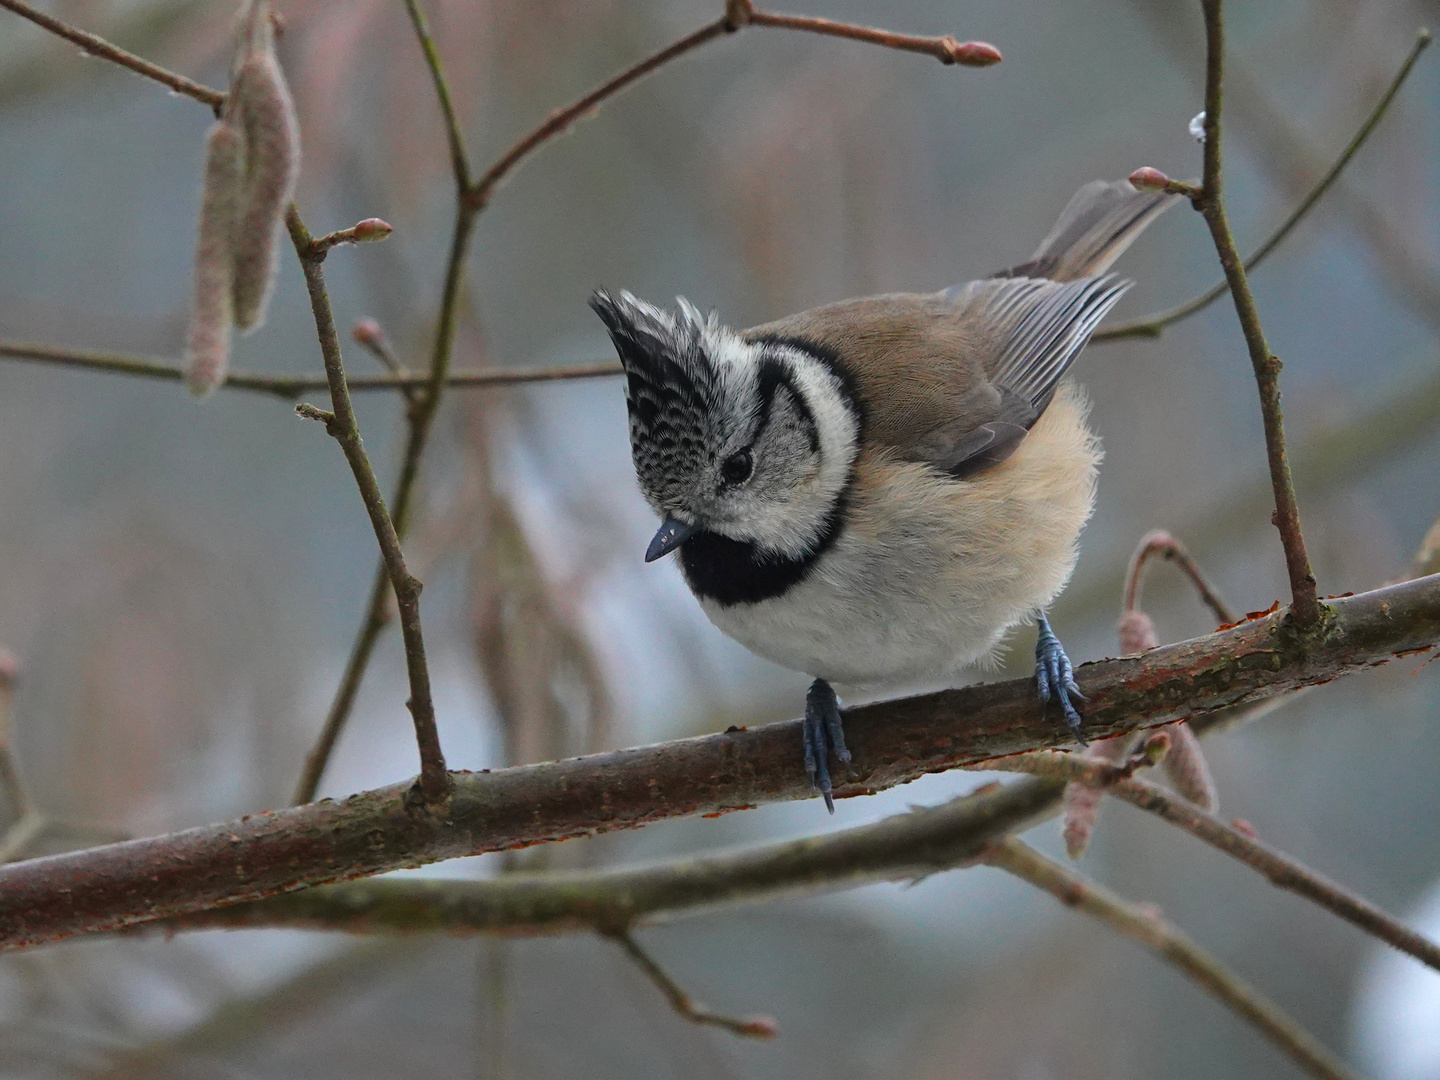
[699,385,1101,687]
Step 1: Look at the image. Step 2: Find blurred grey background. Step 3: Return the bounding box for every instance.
[1,0,1438,1077]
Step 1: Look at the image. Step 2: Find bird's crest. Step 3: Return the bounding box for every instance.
[590,289,727,508]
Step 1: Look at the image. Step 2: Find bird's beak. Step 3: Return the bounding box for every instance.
[645,516,699,562]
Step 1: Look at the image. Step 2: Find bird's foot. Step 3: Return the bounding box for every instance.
[1035,612,1086,745]
[803,678,851,814]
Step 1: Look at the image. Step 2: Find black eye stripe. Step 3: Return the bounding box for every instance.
[753,358,818,453]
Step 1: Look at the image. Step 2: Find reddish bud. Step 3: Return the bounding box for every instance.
[947,39,1002,66]
[1128,166,1171,191]
[350,217,393,243]
[0,649,17,689]
[352,318,385,346]
[736,1016,779,1039]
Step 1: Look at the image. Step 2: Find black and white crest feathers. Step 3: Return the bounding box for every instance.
[590,289,727,510]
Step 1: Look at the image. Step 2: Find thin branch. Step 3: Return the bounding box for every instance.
[1124,529,1237,625]
[291,202,480,805]
[984,752,1440,975]
[608,930,778,1039]
[1195,0,1320,626]
[1095,29,1431,342]
[983,838,1365,1080]
[401,0,472,192]
[0,0,225,112]
[307,217,394,255]
[467,15,735,210]
[0,340,620,397]
[285,208,450,805]
[466,3,1000,210]
[1054,356,1440,626]
[740,5,1001,67]
[2,576,1439,951]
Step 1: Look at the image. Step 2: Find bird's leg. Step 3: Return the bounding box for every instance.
[803,678,851,814]
[1035,612,1086,745]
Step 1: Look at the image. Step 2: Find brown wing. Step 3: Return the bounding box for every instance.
[742,179,1175,477]
[744,293,1001,456]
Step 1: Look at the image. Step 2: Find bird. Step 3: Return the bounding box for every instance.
[590,178,1176,812]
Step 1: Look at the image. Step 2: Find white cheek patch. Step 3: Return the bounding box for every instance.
[698,329,860,558]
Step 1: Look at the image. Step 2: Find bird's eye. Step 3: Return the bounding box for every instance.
[721,448,754,486]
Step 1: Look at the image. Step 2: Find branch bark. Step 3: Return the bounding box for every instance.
[1,575,1438,952]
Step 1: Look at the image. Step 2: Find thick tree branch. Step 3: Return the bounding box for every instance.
[1,576,1438,952]
[983,838,1365,1080]
[1195,0,1320,626]
[1095,29,1431,342]
[285,210,450,805]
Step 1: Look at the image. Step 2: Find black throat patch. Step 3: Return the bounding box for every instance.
[678,489,849,607]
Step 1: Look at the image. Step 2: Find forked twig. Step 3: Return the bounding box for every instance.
[984,837,1365,1080]
[1096,30,1432,342]
[1193,0,1320,626]
[286,209,450,805]
[984,752,1440,976]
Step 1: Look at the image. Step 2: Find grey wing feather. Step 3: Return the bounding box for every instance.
[951,274,1131,408]
[1003,180,1178,282]
[930,274,1129,477]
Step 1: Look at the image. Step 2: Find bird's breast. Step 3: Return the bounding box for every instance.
[691,383,1102,686]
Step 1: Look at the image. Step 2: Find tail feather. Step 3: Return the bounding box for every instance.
[997,179,1178,282]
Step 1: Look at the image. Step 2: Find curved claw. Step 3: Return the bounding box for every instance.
[803,678,850,813]
[1035,613,1087,746]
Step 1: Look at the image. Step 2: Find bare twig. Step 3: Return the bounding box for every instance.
[983,838,1365,1080]
[294,2,482,803]
[2,576,1439,951]
[284,209,450,805]
[466,2,999,210]
[1096,30,1432,342]
[306,218,393,255]
[401,0,472,192]
[467,16,735,210]
[0,340,620,397]
[292,201,480,805]
[738,4,1001,67]
[983,753,1440,975]
[1124,529,1237,626]
[608,930,778,1039]
[0,0,224,112]
[1195,0,1320,626]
